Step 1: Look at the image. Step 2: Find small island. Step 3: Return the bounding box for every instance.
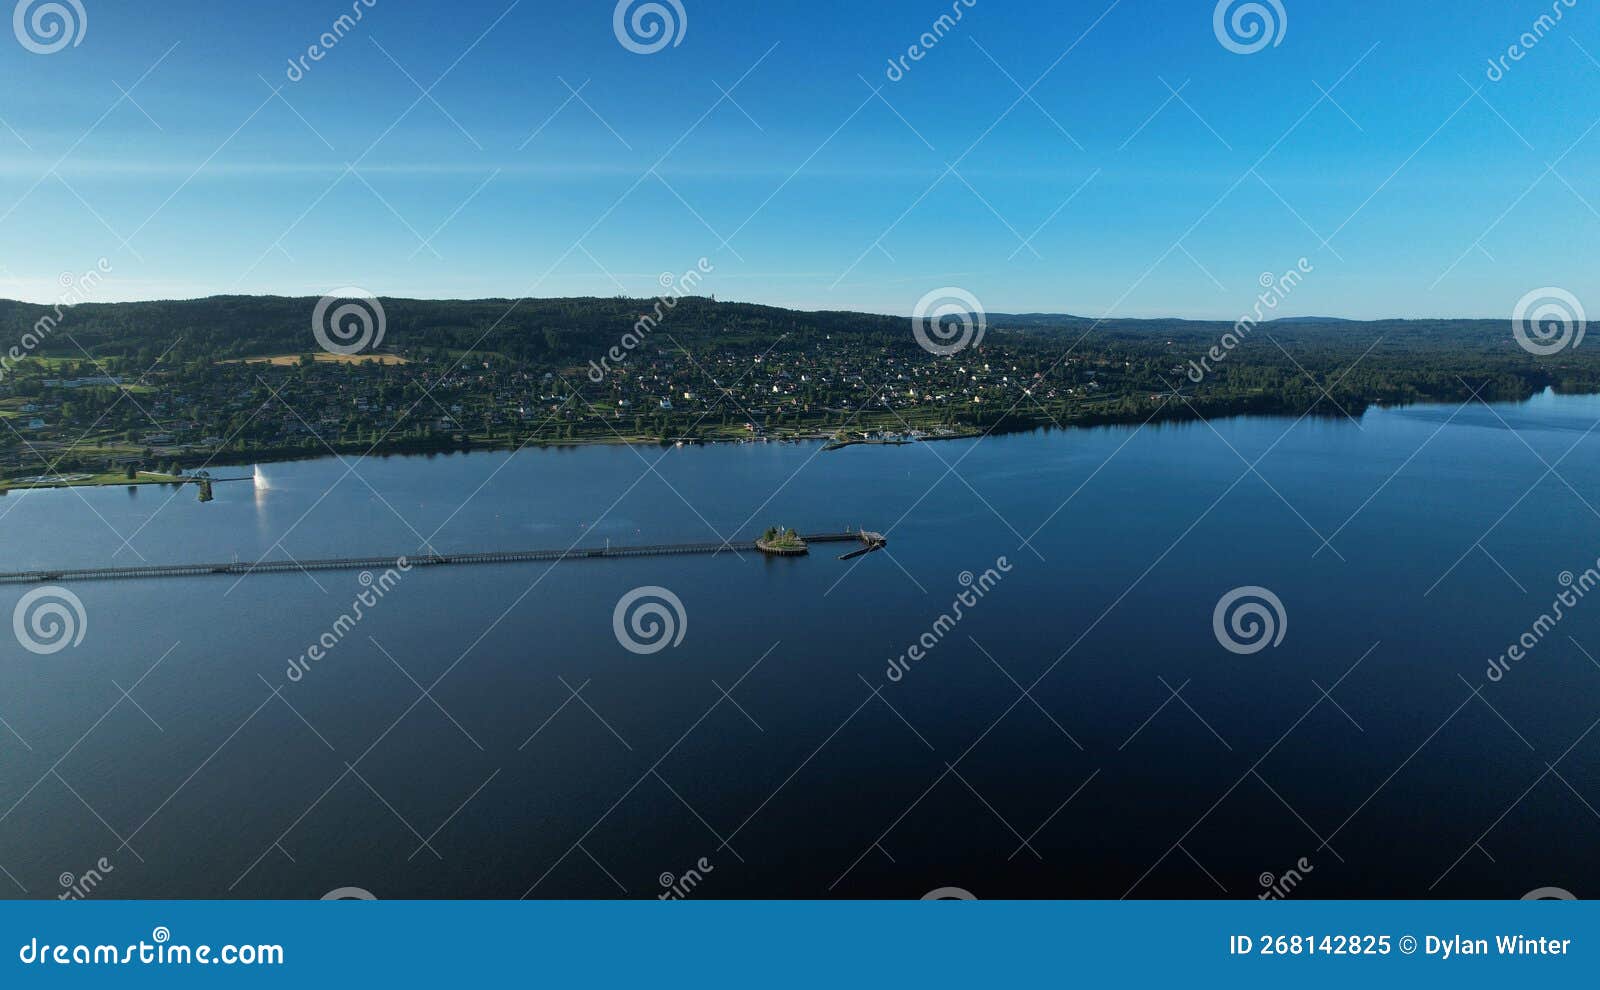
[756,527,809,556]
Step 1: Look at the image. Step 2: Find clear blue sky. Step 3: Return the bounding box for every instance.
[0,0,1595,319]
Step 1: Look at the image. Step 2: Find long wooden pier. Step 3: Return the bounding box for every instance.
[0,531,888,586]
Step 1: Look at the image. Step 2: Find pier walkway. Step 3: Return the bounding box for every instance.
[0,531,888,586]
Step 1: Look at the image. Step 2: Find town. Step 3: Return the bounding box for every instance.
[0,294,1590,489]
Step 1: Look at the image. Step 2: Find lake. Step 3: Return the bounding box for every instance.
[2,389,1598,899]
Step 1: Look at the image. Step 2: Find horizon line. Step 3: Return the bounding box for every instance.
[0,291,1514,326]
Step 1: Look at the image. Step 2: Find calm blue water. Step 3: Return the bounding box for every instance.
[2,390,1598,899]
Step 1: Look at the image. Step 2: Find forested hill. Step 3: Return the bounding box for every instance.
[1,293,1595,476]
[0,295,915,366]
[0,293,1542,367]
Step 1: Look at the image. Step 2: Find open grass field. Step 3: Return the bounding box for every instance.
[223,353,410,367]
[0,470,189,493]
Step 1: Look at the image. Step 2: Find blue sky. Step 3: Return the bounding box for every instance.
[0,0,1596,319]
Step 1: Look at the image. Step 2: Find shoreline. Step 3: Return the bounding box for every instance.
[3,387,1589,495]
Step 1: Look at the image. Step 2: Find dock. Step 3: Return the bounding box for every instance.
[0,531,889,587]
